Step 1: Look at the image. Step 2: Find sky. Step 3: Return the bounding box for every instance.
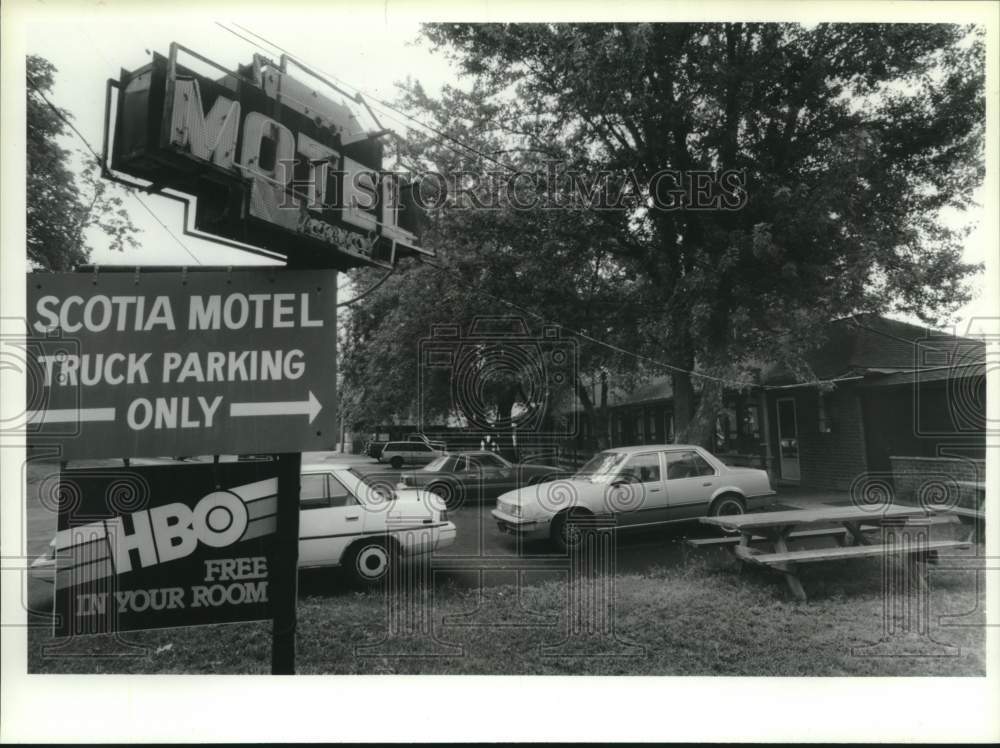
[16,4,998,337]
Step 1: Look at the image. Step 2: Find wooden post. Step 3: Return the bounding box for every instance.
[271,451,301,675]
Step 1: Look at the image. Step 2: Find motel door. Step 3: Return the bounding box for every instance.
[776,398,801,481]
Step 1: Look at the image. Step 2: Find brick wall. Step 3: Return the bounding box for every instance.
[770,386,869,490]
[890,455,985,509]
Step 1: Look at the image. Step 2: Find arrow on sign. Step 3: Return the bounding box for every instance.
[25,407,116,425]
[229,391,323,424]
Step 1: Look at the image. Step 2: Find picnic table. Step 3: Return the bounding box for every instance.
[699,504,971,602]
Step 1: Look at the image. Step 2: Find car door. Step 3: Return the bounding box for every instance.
[609,451,669,526]
[663,449,720,520]
[470,453,519,499]
[449,455,482,500]
[297,472,365,568]
[407,442,432,465]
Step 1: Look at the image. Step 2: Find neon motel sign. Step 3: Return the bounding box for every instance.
[107,44,429,269]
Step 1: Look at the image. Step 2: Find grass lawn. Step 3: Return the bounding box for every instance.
[27,549,986,676]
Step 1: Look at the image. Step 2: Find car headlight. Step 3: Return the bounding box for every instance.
[498,500,522,518]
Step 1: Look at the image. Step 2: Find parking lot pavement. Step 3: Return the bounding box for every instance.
[425,502,697,590]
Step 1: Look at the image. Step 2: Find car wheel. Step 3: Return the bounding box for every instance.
[390,456,403,470]
[709,494,747,519]
[345,538,396,587]
[428,482,462,511]
[550,509,588,553]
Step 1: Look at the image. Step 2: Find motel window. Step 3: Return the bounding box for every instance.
[715,405,738,452]
[818,395,833,434]
[742,403,761,441]
[636,411,646,443]
[664,413,674,442]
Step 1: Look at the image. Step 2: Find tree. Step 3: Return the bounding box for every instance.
[338,83,649,452]
[414,23,985,446]
[26,55,138,270]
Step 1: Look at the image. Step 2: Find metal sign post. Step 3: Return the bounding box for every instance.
[271,452,301,674]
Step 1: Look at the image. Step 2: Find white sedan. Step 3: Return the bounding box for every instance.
[491,445,775,551]
[298,463,456,585]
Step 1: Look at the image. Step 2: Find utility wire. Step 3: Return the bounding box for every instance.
[224,22,520,172]
[336,268,395,307]
[27,75,204,266]
[416,255,758,388]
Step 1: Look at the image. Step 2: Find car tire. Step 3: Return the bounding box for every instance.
[428,481,462,511]
[709,493,747,519]
[550,508,589,553]
[390,456,403,470]
[344,538,396,588]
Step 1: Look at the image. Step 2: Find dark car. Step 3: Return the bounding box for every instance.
[364,441,387,459]
[398,451,566,509]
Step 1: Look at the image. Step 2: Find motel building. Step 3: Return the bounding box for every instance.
[563,314,987,506]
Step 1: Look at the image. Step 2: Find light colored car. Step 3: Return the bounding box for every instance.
[491,445,775,551]
[30,463,457,596]
[378,440,445,469]
[298,463,455,585]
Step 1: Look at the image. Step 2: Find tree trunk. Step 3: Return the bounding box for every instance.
[576,373,611,451]
[686,379,724,449]
[672,371,695,443]
[494,393,516,460]
[597,371,610,450]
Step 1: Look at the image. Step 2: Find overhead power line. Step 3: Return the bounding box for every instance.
[219,22,521,172]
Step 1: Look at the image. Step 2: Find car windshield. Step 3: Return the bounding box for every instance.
[573,451,628,483]
[423,456,451,472]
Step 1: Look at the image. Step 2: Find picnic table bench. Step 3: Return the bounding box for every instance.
[699,505,971,602]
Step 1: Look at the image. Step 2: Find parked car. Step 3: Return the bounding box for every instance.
[378,440,445,469]
[491,444,775,551]
[30,463,456,596]
[297,463,455,585]
[405,433,448,451]
[399,451,567,508]
[364,441,388,459]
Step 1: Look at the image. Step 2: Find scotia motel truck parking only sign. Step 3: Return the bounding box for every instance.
[25,268,337,460]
